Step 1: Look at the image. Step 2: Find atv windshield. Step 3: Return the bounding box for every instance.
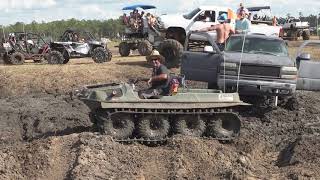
[225,36,289,57]
[183,8,201,20]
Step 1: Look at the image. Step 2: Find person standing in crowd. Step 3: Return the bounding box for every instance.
[197,13,235,51]
[235,9,251,33]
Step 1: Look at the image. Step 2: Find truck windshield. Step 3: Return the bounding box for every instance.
[183,8,201,20]
[225,36,289,57]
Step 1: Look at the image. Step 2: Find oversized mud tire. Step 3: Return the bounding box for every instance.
[302,30,310,40]
[9,52,25,65]
[158,39,183,68]
[138,40,153,56]
[137,115,170,139]
[3,53,11,64]
[206,114,241,139]
[92,47,108,63]
[174,115,206,137]
[96,112,135,139]
[48,51,65,64]
[119,42,130,57]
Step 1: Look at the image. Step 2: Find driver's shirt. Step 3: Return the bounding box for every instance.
[152,64,169,89]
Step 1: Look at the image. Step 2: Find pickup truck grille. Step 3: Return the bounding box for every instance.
[240,65,280,78]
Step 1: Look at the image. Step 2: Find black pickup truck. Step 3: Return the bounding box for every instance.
[181,32,320,102]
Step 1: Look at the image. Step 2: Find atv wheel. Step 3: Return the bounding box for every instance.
[119,42,130,57]
[137,115,170,139]
[92,47,108,63]
[302,30,310,40]
[96,112,135,139]
[138,40,153,56]
[106,48,112,61]
[48,51,65,64]
[206,114,241,139]
[9,52,25,65]
[174,115,206,137]
[158,39,183,68]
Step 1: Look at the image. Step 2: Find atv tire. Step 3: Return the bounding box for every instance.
[206,114,241,139]
[119,42,130,57]
[138,40,153,56]
[302,30,310,40]
[48,51,65,64]
[137,115,170,139]
[106,48,112,61]
[174,115,206,137]
[158,39,183,68]
[97,113,135,139]
[9,52,25,65]
[92,47,108,63]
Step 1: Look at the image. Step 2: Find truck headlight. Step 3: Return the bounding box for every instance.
[220,62,238,75]
[220,62,238,69]
[281,66,297,79]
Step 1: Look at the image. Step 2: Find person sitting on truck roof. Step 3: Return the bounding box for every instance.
[196,13,235,51]
[235,9,251,34]
[139,50,170,99]
[122,13,129,26]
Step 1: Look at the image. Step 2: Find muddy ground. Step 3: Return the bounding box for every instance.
[0,41,320,179]
[0,90,319,179]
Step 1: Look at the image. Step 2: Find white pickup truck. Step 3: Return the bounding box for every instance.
[158,5,282,43]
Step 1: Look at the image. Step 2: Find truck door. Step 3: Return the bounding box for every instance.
[188,10,217,41]
[296,41,320,91]
[180,32,223,85]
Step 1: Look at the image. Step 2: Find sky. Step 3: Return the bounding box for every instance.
[0,0,319,25]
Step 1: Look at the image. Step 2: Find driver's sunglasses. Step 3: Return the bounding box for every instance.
[152,59,158,61]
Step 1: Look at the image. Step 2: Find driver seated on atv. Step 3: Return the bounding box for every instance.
[139,50,170,99]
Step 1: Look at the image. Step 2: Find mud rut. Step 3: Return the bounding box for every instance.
[0,91,319,179]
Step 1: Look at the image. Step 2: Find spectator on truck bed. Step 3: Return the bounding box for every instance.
[197,13,235,51]
[235,9,251,34]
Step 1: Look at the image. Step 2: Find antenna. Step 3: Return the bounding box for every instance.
[236,32,247,92]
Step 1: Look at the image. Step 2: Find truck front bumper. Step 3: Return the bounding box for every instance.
[218,75,296,96]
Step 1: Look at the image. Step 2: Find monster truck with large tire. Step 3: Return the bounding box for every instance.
[281,17,310,40]
[119,5,184,68]
[48,29,112,64]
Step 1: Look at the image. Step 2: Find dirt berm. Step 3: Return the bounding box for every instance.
[0,91,319,179]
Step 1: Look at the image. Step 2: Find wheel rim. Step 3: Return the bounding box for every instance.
[94,51,105,62]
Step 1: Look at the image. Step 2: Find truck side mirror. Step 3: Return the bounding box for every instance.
[296,53,311,69]
[204,46,214,53]
[296,53,311,61]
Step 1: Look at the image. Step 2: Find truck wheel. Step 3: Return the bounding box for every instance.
[3,53,11,64]
[302,30,310,40]
[119,42,130,57]
[48,51,65,64]
[158,39,183,68]
[138,40,153,56]
[92,47,108,63]
[9,52,25,65]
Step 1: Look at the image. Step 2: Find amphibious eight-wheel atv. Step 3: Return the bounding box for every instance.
[76,81,248,142]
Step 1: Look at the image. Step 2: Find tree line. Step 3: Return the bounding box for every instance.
[1,18,125,41]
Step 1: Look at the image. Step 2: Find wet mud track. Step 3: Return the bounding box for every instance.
[0,91,319,179]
